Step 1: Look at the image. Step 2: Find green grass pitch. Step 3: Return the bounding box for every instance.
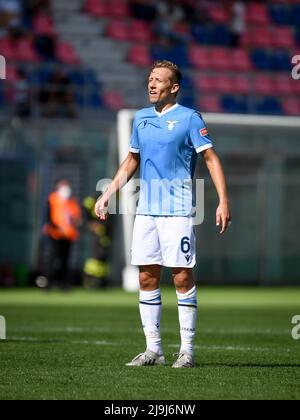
[0,287,300,400]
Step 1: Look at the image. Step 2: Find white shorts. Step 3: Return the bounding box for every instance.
[131,215,196,268]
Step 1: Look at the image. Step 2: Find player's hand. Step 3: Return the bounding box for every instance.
[216,202,231,234]
[95,194,109,220]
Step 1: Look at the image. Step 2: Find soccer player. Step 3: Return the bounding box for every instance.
[95,61,231,368]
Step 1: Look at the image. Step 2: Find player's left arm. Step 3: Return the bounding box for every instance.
[201,147,231,234]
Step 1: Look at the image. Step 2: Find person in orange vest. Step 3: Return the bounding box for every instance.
[43,179,82,290]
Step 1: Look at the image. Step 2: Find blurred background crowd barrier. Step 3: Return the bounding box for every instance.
[0,0,300,287]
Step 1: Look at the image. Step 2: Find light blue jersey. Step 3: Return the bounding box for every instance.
[129,103,213,216]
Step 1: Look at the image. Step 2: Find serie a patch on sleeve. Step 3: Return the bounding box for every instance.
[200,128,208,137]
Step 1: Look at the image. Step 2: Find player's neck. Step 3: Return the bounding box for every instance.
[155,101,177,114]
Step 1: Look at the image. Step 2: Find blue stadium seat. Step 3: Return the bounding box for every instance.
[191,24,213,45]
[255,97,283,115]
[251,49,272,71]
[291,5,300,25]
[221,95,248,114]
[271,50,292,72]
[151,45,190,68]
[296,28,300,46]
[211,25,232,46]
[269,4,292,25]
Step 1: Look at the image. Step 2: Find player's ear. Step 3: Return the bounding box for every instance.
[171,83,180,95]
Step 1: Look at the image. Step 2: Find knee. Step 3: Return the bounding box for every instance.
[139,271,159,291]
[173,270,194,293]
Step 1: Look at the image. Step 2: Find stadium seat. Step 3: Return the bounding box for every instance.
[251,49,272,70]
[5,65,19,83]
[84,0,108,17]
[273,27,295,49]
[291,5,300,25]
[189,46,211,70]
[128,44,152,67]
[281,98,300,116]
[129,20,153,43]
[106,20,129,41]
[33,14,56,36]
[255,97,283,115]
[0,38,16,61]
[106,0,130,18]
[246,3,270,25]
[234,75,251,95]
[231,49,253,72]
[191,24,213,45]
[102,91,126,110]
[273,74,294,95]
[194,74,214,93]
[253,74,274,95]
[15,38,40,63]
[56,42,81,65]
[198,95,222,113]
[211,25,232,46]
[221,95,248,114]
[210,47,232,71]
[271,50,292,72]
[207,5,230,24]
[269,4,292,25]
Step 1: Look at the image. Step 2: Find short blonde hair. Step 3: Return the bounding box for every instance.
[151,60,182,85]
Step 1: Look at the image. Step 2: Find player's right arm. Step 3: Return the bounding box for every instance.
[95,152,140,220]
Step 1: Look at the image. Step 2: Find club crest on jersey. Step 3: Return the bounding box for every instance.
[200,128,208,137]
[167,120,179,131]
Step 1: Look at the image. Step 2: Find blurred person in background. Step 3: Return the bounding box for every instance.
[38,69,77,118]
[229,0,246,48]
[0,0,22,32]
[82,195,112,289]
[43,179,82,290]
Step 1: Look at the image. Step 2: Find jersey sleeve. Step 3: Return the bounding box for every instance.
[129,116,140,154]
[189,112,213,154]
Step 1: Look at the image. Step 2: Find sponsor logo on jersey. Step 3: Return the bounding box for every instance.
[200,128,208,137]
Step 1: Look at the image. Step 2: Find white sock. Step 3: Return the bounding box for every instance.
[139,289,163,356]
[176,286,197,357]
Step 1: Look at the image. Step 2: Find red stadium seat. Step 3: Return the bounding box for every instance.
[272,27,295,49]
[56,42,81,65]
[273,74,294,95]
[129,20,153,43]
[0,38,16,60]
[194,74,214,92]
[234,75,251,94]
[106,20,129,41]
[253,74,273,95]
[128,44,152,67]
[15,38,39,63]
[231,49,253,72]
[33,14,56,36]
[102,91,126,110]
[198,95,222,113]
[208,5,230,24]
[210,47,232,71]
[189,46,211,70]
[5,65,19,83]
[107,0,130,18]
[84,0,108,17]
[213,75,234,94]
[246,3,270,25]
[282,98,300,116]
[247,28,273,48]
